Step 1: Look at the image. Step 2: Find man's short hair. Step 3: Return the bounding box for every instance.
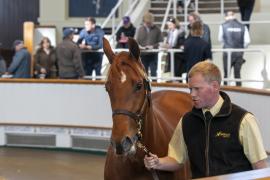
[188,60,222,85]
[85,17,96,24]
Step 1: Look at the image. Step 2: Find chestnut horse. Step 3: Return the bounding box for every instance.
[103,37,193,180]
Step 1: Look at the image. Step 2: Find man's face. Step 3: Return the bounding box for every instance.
[85,20,95,31]
[188,73,217,109]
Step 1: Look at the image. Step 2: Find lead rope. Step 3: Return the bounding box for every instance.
[137,142,159,180]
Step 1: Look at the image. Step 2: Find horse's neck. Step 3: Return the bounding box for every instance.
[142,105,164,153]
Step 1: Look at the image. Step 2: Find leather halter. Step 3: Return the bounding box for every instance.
[112,78,151,142]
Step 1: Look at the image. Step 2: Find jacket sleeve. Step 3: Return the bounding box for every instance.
[91,30,105,50]
[8,51,24,73]
[73,47,85,77]
[34,52,42,71]
[204,43,212,60]
[77,30,85,45]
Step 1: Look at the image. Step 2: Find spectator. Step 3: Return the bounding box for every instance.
[177,0,184,13]
[116,16,136,48]
[6,40,31,78]
[164,17,186,81]
[135,12,163,79]
[237,0,255,30]
[77,17,105,77]
[218,11,250,86]
[0,44,6,76]
[144,61,268,179]
[56,28,85,79]
[184,21,212,74]
[188,12,212,49]
[34,37,58,79]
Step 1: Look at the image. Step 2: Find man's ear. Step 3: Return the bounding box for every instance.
[212,81,220,91]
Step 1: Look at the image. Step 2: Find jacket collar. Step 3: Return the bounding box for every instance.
[191,91,232,119]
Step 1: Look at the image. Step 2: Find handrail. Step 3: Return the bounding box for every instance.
[161,0,174,32]
[184,0,191,32]
[101,0,124,29]
[78,47,268,88]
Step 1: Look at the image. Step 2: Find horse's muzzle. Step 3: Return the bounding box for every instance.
[111,136,136,155]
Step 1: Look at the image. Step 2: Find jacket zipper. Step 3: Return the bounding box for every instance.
[205,116,212,177]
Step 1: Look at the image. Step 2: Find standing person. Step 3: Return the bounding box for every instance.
[116,16,136,48]
[164,17,186,80]
[237,0,255,30]
[77,17,104,77]
[218,11,250,86]
[144,61,268,179]
[188,12,212,49]
[184,21,212,74]
[0,44,6,76]
[56,28,85,79]
[6,40,31,78]
[135,11,163,79]
[34,37,58,78]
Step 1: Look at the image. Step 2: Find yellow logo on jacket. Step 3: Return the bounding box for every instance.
[215,131,231,138]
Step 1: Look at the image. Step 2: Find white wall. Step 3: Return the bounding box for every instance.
[0,82,270,150]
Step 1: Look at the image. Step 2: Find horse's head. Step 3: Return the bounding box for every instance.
[103,37,151,155]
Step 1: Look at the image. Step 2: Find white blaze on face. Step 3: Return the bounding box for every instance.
[120,71,127,83]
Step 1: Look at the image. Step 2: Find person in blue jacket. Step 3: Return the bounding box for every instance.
[6,40,31,78]
[77,17,105,77]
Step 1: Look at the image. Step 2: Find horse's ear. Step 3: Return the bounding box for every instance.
[128,38,140,60]
[103,37,115,64]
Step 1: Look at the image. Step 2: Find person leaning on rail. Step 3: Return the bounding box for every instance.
[144,61,268,179]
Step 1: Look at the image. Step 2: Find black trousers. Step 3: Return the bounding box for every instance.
[223,52,245,86]
[238,0,255,30]
[82,52,103,76]
[141,53,158,78]
[166,52,185,81]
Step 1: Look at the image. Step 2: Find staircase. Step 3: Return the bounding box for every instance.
[149,0,239,28]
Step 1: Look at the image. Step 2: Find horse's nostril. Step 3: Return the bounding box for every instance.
[115,143,123,155]
[122,136,133,152]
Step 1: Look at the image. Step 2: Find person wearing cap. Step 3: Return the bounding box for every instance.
[116,16,136,48]
[164,17,186,81]
[77,17,105,77]
[135,11,163,79]
[6,40,31,78]
[56,28,85,79]
[218,11,250,86]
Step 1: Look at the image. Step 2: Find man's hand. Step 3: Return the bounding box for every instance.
[144,153,160,170]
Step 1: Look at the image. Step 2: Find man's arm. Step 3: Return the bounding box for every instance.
[144,153,183,171]
[252,159,268,169]
[8,51,24,73]
[240,113,268,169]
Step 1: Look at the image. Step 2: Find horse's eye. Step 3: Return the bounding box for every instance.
[134,82,143,91]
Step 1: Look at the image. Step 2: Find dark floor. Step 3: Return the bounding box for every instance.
[0,147,106,180]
